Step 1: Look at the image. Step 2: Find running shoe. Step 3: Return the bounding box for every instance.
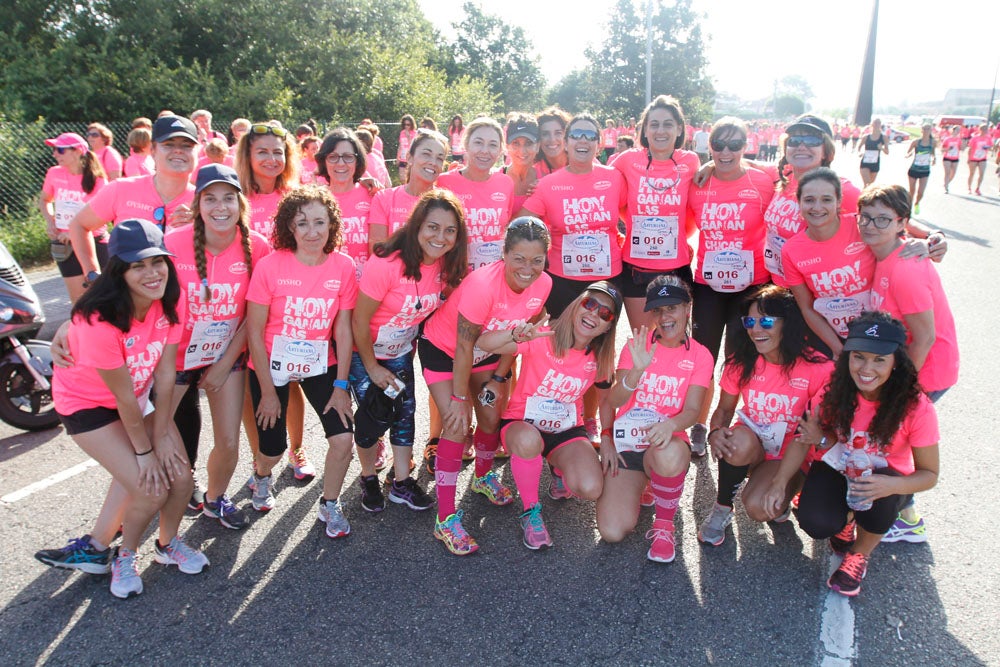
[317,499,351,538]
[830,519,857,554]
[548,470,573,500]
[388,477,434,511]
[247,474,275,512]
[110,548,143,599]
[772,505,792,523]
[881,515,927,544]
[913,203,920,215]
[153,536,210,574]
[976,188,982,196]
[187,484,206,511]
[423,438,439,475]
[34,535,112,574]
[639,482,655,508]
[434,510,479,555]
[689,423,708,458]
[645,518,676,563]
[288,447,316,481]
[202,494,248,530]
[470,470,514,506]
[827,551,868,597]
[374,438,390,472]
[697,503,734,546]
[519,503,553,550]
[359,474,386,513]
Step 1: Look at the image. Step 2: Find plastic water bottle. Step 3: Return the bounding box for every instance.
[844,435,874,511]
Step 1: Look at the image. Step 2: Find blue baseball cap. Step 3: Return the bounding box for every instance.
[195,164,242,195]
[109,219,174,263]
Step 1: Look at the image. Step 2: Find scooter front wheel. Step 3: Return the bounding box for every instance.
[0,361,59,431]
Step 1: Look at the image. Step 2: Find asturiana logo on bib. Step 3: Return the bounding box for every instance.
[642,218,671,234]
[571,235,602,251]
[826,297,861,313]
[713,250,746,266]
[286,341,319,362]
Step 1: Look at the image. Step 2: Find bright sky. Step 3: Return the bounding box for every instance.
[418,0,1000,113]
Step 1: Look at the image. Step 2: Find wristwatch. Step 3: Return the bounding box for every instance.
[83,270,100,288]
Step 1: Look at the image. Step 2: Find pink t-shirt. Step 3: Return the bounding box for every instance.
[299,157,319,184]
[423,260,551,360]
[398,129,416,162]
[122,153,155,178]
[689,168,774,291]
[782,218,875,337]
[42,166,107,235]
[870,246,959,392]
[764,177,860,286]
[53,300,182,415]
[602,128,617,149]
[166,225,273,370]
[248,189,285,241]
[437,170,514,269]
[721,355,834,460]
[95,146,123,177]
[968,135,991,161]
[87,174,195,229]
[359,252,444,360]
[449,129,465,156]
[502,333,599,431]
[369,186,418,237]
[940,136,961,160]
[613,332,714,450]
[612,147,701,270]
[364,152,392,188]
[819,392,938,475]
[246,249,359,369]
[522,165,626,280]
[333,183,374,279]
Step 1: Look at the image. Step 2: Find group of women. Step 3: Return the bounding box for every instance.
[34,100,957,601]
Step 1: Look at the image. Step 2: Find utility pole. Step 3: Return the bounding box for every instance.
[854,0,879,126]
[645,0,653,105]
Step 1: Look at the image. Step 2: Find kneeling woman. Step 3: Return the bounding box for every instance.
[698,285,833,547]
[597,277,713,563]
[769,312,940,597]
[476,282,621,550]
[48,220,206,598]
[245,187,358,539]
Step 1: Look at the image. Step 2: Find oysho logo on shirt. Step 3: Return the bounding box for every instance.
[552,185,574,191]
[798,256,822,267]
[277,278,302,286]
[176,263,196,271]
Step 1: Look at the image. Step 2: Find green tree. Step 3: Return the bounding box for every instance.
[779,75,814,102]
[773,95,805,117]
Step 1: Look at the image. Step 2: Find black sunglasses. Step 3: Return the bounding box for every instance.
[710,138,746,152]
[582,297,615,322]
[567,129,600,142]
[786,135,824,148]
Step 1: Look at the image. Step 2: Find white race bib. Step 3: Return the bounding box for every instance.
[183,317,238,370]
[764,230,787,278]
[524,395,578,434]
[813,292,869,338]
[913,153,932,167]
[269,336,328,386]
[862,149,879,163]
[54,199,85,231]
[373,324,419,360]
[469,240,503,270]
[613,407,661,453]
[736,409,788,458]
[630,216,679,260]
[946,145,959,159]
[973,145,987,160]
[562,232,611,277]
[702,249,754,292]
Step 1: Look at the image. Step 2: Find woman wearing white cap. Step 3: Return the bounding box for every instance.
[39,132,108,303]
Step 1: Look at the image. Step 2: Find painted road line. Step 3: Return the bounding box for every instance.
[819,552,856,665]
[1,459,98,504]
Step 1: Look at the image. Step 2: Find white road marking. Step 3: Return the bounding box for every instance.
[819,553,857,665]
[0,459,98,503]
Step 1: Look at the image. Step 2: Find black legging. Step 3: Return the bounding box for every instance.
[173,382,202,467]
[797,460,909,538]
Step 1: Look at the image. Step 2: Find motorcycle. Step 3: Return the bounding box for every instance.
[0,239,58,431]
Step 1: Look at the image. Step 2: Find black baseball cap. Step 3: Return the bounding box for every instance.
[109,219,174,263]
[152,115,198,143]
[586,281,624,319]
[506,119,539,143]
[195,164,242,195]
[842,318,907,355]
[644,282,691,311]
[786,114,833,138]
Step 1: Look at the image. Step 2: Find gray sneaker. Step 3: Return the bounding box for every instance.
[697,503,734,546]
[154,536,210,574]
[318,499,351,538]
[248,474,275,512]
[689,423,708,457]
[110,548,143,599]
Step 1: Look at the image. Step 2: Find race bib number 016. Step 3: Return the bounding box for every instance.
[269,336,328,386]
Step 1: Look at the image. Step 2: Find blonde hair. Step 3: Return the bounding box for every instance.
[550,290,617,381]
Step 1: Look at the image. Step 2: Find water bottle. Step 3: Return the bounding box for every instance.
[844,435,874,511]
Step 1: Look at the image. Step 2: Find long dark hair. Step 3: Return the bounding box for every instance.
[80,151,106,194]
[725,284,827,387]
[374,188,467,288]
[818,311,923,449]
[72,256,180,333]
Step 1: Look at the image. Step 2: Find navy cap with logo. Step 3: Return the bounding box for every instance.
[109,219,174,263]
[152,115,198,143]
[842,317,907,355]
[586,280,624,319]
[644,282,691,311]
[786,114,833,139]
[195,164,242,195]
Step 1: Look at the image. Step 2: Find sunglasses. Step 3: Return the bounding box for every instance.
[710,138,746,152]
[86,131,101,138]
[250,124,288,138]
[54,147,75,154]
[786,135,825,148]
[581,296,615,322]
[325,153,357,164]
[741,315,781,329]
[567,129,600,142]
[857,213,899,229]
[509,217,546,231]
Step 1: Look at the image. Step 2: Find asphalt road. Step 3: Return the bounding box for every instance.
[1,146,998,666]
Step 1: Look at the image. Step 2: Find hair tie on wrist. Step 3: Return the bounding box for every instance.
[135,448,153,457]
[620,374,639,392]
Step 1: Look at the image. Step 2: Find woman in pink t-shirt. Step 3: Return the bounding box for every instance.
[503,113,540,213]
[940,126,962,193]
[418,217,552,555]
[533,106,570,178]
[39,132,108,303]
[351,189,468,516]
[123,127,155,178]
[316,128,373,277]
[397,114,417,180]
[967,124,991,194]
[86,122,123,180]
[369,130,448,249]
[477,281,622,550]
[298,135,321,185]
[772,312,940,597]
[42,219,207,598]
[448,115,465,163]
[166,165,272,530]
[698,285,833,548]
[245,187,358,539]
[597,277,713,563]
